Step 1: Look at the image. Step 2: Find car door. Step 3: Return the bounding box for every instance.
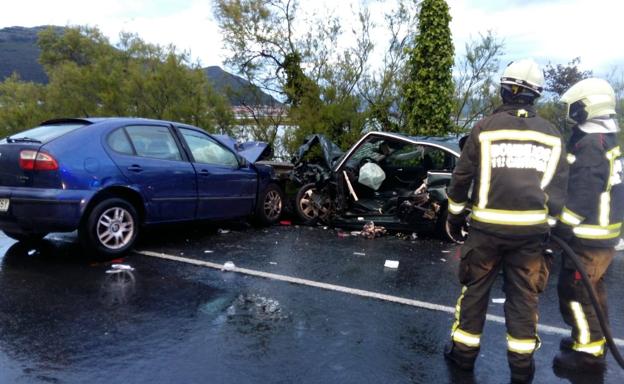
[106,124,197,222]
[176,127,257,219]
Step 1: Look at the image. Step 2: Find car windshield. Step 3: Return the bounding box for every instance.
[7,123,86,143]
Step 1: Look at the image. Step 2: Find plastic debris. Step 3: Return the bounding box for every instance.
[492,298,506,304]
[323,226,329,230]
[384,260,399,269]
[357,217,365,221]
[350,231,362,236]
[440,258,447,262]
[222,261,236,271]
[269,261,278,265]
[204,250,214,254]
[337,230,350,238]
[615,238,624,251]
[353,252,366,256]
[410,233,418,241]
[279,220,292,226]
[27,249,37,256]
[361,221,387,239]
[111,264,135,271]
[218,229,230,234]
[441,250,451,253]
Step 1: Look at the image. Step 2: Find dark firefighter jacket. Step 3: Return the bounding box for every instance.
[447,104,568,237]
[558,125,624,247]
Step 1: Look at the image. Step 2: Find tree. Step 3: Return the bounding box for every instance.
[401,0,454,136]
[543,57,592,97]
[358,0,420,132]
[0,74,48,136]
[214,0,373,153]
[452,31,504,131]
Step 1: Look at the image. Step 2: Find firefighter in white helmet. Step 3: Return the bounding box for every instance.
[553,78,624,375]
[443,59,569,383]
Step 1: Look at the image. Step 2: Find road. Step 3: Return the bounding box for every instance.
[0,223,623,384]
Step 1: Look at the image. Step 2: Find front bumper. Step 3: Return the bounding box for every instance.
[0,187,95,234]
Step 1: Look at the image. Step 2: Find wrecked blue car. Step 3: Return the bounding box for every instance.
[0,118,284,257]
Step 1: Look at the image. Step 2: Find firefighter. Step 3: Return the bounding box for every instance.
[553,78,623,374]
[443,59,569,383]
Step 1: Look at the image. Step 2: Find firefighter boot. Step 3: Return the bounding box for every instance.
[510,359,535,384]
[444,342,476,371]
[553,350,606,373]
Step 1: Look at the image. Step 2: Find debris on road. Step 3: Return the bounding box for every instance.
[269,261,278,265]
[204,250,214,254]
[615,238,624,251]
[384,260,399,269]
[440,258,447,263]
[361,221,387,239]
[337,230,350,238]
[218,229,231,234]
[492,298,506,304]
[353,252,366,256]
[350,231,362,236]
[441,250,451,253]
[223,261,236,271]
[27,249,37,256]
[279,220,292,226]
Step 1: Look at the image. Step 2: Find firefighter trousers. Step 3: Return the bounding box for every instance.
[449,230,551,372]
[557,240,614,357]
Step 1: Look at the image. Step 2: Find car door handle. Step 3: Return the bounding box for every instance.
[199,169,211,176]
[127,165,143,172]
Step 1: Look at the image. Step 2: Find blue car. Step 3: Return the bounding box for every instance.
[0,118,284,257]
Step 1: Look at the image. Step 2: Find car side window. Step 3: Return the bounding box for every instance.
[125,125,182,161]
[107,128,134,155]
[179,128,239,167]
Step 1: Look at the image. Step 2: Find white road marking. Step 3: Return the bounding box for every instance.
[136,250,624,346]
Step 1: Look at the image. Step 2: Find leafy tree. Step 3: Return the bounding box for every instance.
[453,31,504,131]
[543,57,592,97]
[358,0,420,132]
[214,0,373,153]
[401,0,454,136]
[0,74,48,136]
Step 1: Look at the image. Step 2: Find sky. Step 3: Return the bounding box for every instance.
[2,0,624,76]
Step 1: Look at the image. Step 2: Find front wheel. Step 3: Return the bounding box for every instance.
[255,183,285,226]
[79,198,139,259]
[3,231,48,243]
[295,183,332,225]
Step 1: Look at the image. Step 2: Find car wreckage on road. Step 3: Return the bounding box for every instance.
[288,132,461,237]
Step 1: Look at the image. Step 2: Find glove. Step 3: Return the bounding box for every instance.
[552,222,574,243]
[446,213,468,244]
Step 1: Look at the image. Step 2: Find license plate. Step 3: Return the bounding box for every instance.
[0,199,9,212]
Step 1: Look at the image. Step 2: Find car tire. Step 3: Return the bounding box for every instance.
[295,183,332,225]
[79,198,139,259]
[3,231,48,243]
[254,183,285,226]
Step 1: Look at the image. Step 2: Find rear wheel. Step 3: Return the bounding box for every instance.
[255,183,285,225]
[3,231,48,243]
[79,198,138,259]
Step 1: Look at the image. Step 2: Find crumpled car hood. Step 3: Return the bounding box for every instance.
[291,134,344,169]
[214,134,272,163]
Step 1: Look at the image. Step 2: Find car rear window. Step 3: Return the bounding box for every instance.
[7,123,86,143]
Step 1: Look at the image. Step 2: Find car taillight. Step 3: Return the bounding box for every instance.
[19,150,59,171]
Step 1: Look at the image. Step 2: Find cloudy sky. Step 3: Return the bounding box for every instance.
[2,0,623,75]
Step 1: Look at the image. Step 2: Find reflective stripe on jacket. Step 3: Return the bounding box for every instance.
[447,104,568,237]
[559,126,624,247]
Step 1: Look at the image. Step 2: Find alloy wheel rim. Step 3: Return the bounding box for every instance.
[264,190,283,220]
[96,207,135,250]
[299,188,330,220]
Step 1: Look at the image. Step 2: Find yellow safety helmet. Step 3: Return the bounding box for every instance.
[500,59,545,96]
[560,78,616,124]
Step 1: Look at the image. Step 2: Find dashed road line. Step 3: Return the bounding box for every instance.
[136,249,624,346]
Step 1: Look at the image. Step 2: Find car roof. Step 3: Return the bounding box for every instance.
[40,117,200,128]
[365,131,461,154]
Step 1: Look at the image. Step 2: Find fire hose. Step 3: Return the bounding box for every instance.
[550,234,624,369]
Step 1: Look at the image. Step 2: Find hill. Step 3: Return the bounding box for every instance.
[0,26,279,106]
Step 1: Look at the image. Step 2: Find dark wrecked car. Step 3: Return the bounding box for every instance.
[289,132,461,237]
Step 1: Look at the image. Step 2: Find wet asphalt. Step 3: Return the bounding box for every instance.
[0,223,623,384]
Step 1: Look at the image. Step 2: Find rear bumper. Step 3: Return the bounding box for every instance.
[0,187,94,234]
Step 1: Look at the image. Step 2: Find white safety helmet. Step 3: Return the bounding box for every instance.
[500,59,545,96]
[560,78,616,124]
